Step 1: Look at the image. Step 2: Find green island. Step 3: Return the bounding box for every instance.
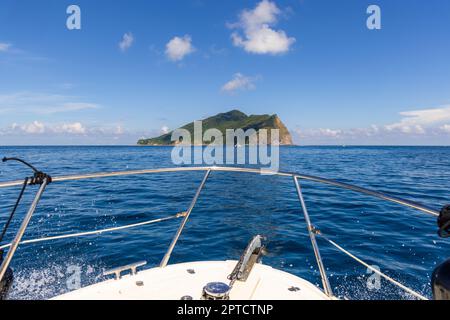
[137,110,293,146]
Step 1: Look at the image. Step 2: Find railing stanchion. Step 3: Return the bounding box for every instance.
[293,175,333,297]
[160,169,211,268]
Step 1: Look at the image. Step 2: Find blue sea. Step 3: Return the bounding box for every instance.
[0,146,449,300]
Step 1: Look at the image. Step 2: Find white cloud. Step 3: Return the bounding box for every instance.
[3,121,110,136]
[293,105,450,145]
[316,128,342,138]
[57,122,86,134]
[8,121,86,135]
[295,124,430,142]
[44,102,98,114]
[229,0,295,55]
[0,122,149,145]
[119,32,134,52]
[20,121,46,134]
[161,126,170,134]
[221,73,258,93]
[295,128,345,139]
[0,42,12,52]
[440,124,450,133]
[385,105,450,133]
[115,125,124,135]
[165,35,195,61]
[0,92,100,115]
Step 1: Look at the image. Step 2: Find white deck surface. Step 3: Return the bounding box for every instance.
[54,260,330,300]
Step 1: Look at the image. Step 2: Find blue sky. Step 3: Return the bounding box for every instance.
[0,0,450,145]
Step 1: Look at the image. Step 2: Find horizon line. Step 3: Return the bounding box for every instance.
[1,144,450,147]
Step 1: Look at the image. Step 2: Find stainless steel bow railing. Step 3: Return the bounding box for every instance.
[0,166,440,299]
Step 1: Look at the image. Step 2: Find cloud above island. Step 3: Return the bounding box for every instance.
[119,32,134,52]
[161,125,170,134]
[165,35,195,62]
[229,0,295,55]
[221,73,259,94]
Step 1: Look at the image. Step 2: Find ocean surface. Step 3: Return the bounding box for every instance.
[0,146,449,300]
